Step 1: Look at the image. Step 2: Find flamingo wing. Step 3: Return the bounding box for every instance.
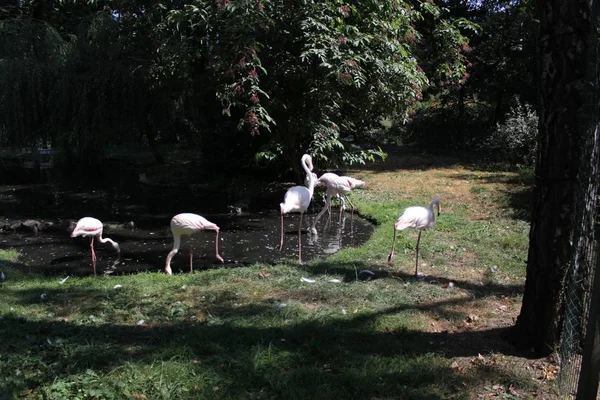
[395,206,433,230]
[172,213,217,231]
[71,217,103,237]
[318,173,352,195]
[282,186,311,213]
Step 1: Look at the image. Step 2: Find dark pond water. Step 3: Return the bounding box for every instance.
[0,181,373,276]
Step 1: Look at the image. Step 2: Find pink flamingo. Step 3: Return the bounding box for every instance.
[279,154,316,264]
[306,173,364,214]
[310,173,364,233]
[388,198,441,277]
[165,213,224,275]
[71,217,120,276]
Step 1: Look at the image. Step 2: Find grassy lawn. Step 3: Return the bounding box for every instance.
[0,153,561,399]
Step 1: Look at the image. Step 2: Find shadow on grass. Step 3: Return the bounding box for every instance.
[304,260,523,298]
[445,171,533,222]
[1,285,534,399]
[347,146,525,174]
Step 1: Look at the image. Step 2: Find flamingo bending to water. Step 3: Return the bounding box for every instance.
[310,173,364,234]
[387,198,441,277]
[71,217,120,276]
[306,173,364,214]
[165,213,224,275]
[279,154,316,264]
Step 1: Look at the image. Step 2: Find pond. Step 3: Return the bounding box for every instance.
[0,180,374,276]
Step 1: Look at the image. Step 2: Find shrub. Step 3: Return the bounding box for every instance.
[487,99,538,165]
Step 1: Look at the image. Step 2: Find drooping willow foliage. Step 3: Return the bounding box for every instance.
[51,13,147,165]
[0,13,148,165]
[0,19,67,148]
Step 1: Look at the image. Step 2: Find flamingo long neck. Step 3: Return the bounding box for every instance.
[98,234,120,252]
[428,198,441,220]
[302,155,316,196]
[165,234,181,271]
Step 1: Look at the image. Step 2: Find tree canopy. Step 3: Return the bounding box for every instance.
[0,0,475,179]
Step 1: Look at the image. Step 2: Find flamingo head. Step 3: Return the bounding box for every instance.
[304,172,318,188]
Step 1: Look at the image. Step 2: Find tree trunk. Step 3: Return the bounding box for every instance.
[508,0,600,356]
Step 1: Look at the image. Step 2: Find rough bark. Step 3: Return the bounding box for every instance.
[508,0,600,356]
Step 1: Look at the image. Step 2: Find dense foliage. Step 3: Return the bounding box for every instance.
[0,0,539,178]
[0,0,477,179]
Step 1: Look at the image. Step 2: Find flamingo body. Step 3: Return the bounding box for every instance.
[394,206,437,231]
[165,213,224,275]
[388,198,441,276]
[279,154,316,264]
[71,217,120,276]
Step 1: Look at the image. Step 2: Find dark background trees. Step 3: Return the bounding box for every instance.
[1,0,477,181]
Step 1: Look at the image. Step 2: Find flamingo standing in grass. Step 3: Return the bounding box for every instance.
[71,217,120,276]
[387,198,441,277]
[165,213,224,275]
[310,173,364,234]
[279,154,316,264]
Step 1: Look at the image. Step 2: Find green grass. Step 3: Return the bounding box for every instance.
[0,156,559,399]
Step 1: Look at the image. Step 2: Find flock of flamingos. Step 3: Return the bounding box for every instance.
[70,154,441,277]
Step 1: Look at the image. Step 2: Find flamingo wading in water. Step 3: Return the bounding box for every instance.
[387,198,441,277]
[165,213,224,275]
[279,154,316,264]
[306,173,364,216]
[310,173,364,234]
[71,217,120,276]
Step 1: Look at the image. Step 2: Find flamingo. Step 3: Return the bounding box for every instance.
[279,154,316,264]
[387,198,441,277]
[310,173,364,234]
[165,213,224,275]
[70,217,120,276]
[305,173,364,213]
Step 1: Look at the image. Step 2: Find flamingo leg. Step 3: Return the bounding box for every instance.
[189,246,194,273]
[387,228,397,263]
[215,229,224,263]
[311,194,331,234]
[89,236,97,276]
[279,213,284,251]
[298,213,303,265]
[346,196,356,218]
[415,230,422,277]
[350,204,354,236]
